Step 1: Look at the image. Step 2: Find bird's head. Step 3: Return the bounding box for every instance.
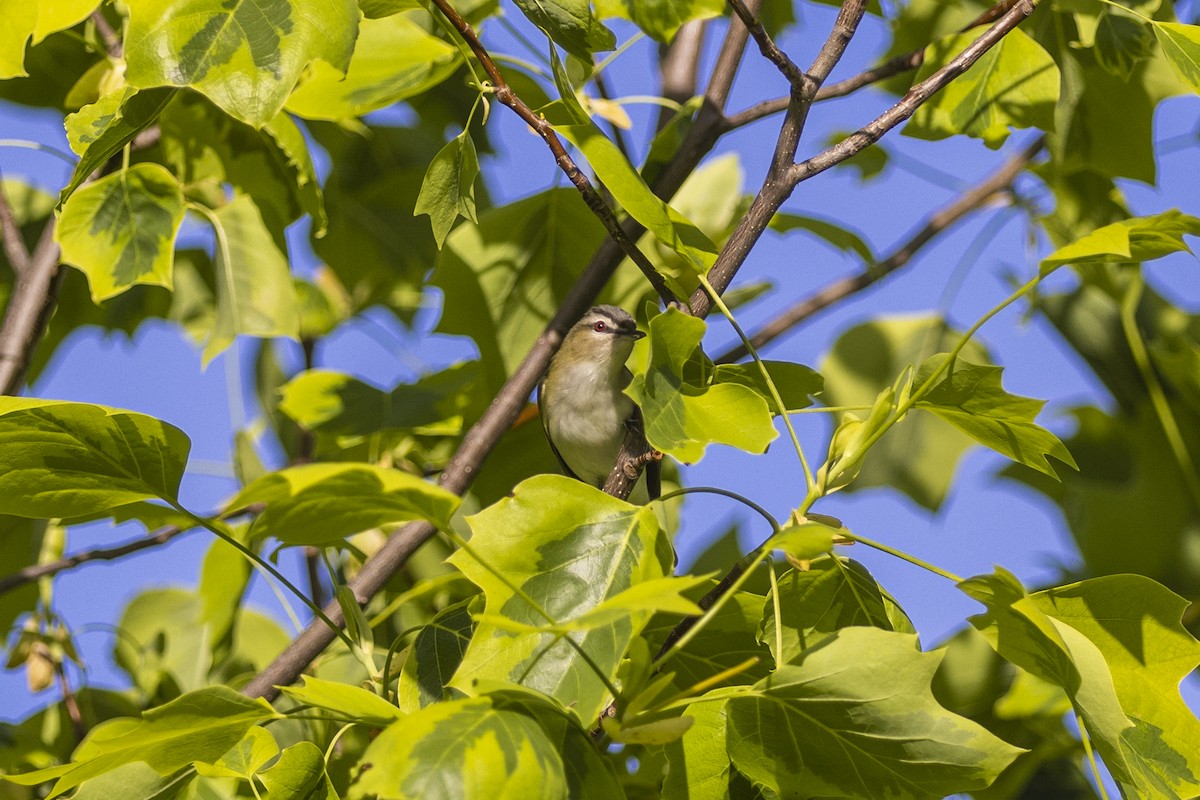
[555,305,645,375]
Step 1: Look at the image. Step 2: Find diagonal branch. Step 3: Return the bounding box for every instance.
[0,222,62,396]
[729,0,807,89]
[0,178,31,275]
[716,136,1045,364]
[242,1,761,702]
[428,0,678,308]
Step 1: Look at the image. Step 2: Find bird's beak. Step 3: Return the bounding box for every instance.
[628,330,646,340]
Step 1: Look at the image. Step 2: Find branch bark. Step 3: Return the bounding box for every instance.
[243,1,760,702]
[0,222,61,396]
[716,136,1045,363]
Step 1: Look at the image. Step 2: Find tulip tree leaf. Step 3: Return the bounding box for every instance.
[905,27,1059,148]
[1154,21,1200,91]
[558,123,718,275]
[511,0,615,60]
[768,211,875,263]
[448,475,671,724]
[124,0,358,126]
[415,132,479,249]
[722,628,1024,799]
[349,692,621,800]
[258,742,338,800]
[914,355,1077,478]
[231,462,461,546]
[0,3,40,79]
[0,398,191,518]
[285,12,459,121]
[280,676,405,726]
[593,0,724,43]
[433,189,605,392]
[57,163,186,302]
[62,87,178,199]
[960,569,1200,798]
[4,686,278,798]
[627,307,777,463]
[821,315,989,510]
[1039,209,1200,274]
[711,361,823,413]
[398,597,478,712]
[201,193,301,364]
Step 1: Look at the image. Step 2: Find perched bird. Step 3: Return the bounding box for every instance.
[539,305,660,499]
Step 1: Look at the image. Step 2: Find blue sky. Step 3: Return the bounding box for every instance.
[2,5,1198,755]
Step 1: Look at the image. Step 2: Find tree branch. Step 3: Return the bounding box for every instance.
[0,178,31,275]
[729,0,807,89]
[716,136,1045,363]
[242,0,762,703]
[428,0,679,308]
[0,222,62,396]
[655,20,706,132]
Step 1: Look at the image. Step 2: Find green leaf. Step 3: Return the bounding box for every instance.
[280,676,404,726]
[768,212,875,263]
[0,0,92,78]
[260,742,338,800]
[711,361,823,413]
[1040,209,1200,273]
[0,516,46,638]
[558,123,718,274]
[57,163,186,302]
[627,307,777,463]
[124,0,358,126]
[398,597,478,712]
[905,27,1059,148]
[594,0,724,43]
[663,701,752,800]
[914,354,1077,478]
[820,315,989,510]
[433,189,605,392]
[68,763,196,800]
[765,520,834,560]
[511,0,615,60]
[0,398,191,518]
[448,475,668,724]
[960,569,1200,797]
[193,726,278,780]
[5,686,278,798]
[285,11,459,121]
[62,87,177,200]
[158,93,325,244]
[202,193,301,364]
[1093,11,1157,79]
[231,462,461,546]
[415,132,479,248]
[198,535,253,653]
[348,695,568,800]
[1154,21,1200,91]
[278,363,480,439]
[724,627,1024,799]
[760,559,912,666]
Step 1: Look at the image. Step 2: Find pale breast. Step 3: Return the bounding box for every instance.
[544,366,634,486]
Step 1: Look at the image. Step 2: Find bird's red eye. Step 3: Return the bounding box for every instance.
[593,321,607,332]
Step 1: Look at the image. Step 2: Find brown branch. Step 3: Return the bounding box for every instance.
[724,0,1028,129]
[0,178,31,275]
[428,0,679,308]
[242,0,761,704]
[655,19,706,132]
[729,0,806,89]
[0,222,62,395]
[90,9,123,58]
[0,523,190,595]
[716,136,1045,363]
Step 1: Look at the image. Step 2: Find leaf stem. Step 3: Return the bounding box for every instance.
[837,529,963,583]
[1077,711,1112,800]
[698,273,815,491]
[656,486,780,532]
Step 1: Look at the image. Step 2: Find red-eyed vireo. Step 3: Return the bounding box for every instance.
[538,305,660,499]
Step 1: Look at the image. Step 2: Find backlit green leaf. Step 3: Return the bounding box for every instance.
[511,0,614,60]
[449,475,669,723]
[1154,21,1200,91]
[0,0,93,77]
[906,27,1059,148]
[415,132,479,248]
[348,695,568,800]
[594,0,723,43]
[914,354,1077,478]
[57,163,186,302]
[5,686,277,798]
[201,193,300,364]
[398,597,477,712]
[725,628,1024,799]
[231,462,461,546]
[193,726,278,780]
[280,676,404,726]
[260,742,338,799]
[124,0,358,125]
[0,398,190,518]
[62,87,178,199]
[768,212,875,263]
[711,361,823,413]
[1040,209,1200,273]
[627,307,777,463]
[285,11,459,121]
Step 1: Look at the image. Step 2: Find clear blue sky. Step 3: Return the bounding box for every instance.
[2,5,1198,748]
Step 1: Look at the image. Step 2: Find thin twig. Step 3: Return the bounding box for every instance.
[729,0,807,89]
[90,9,123,58]
[428,0,679,308]
[716,136,1045,363]
[242,0,760,703]
[0,222,62,395]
